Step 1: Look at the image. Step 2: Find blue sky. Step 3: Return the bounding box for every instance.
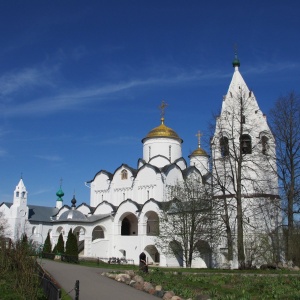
[0,0,299,207]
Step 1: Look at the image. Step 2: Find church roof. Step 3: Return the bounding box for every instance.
[28,205,59,222]
[189,147,208,157]
[142,117,182,143]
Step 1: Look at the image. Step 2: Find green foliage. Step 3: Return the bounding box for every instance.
[43,232,52,253]
[140,269,300,300]
[0,238,46,299]
[56,233,64,254]
[65,229,78,258]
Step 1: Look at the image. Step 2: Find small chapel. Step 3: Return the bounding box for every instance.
[0,55,280,268]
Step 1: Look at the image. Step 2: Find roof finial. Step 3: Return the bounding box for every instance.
[59,177,63,188]
[232,43,240,68]
[196,130,203,148]
[159,100,168,124]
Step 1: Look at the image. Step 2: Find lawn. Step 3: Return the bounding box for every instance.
[78,260,300,299]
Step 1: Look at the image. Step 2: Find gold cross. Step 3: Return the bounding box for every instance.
[159,100,168,118]
[196,130,203,148]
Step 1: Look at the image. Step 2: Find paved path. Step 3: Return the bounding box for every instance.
[42,259,157,300]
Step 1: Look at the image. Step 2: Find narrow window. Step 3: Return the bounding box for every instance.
[169,145,172,161]
[241,134,252,154]
[21,191,25,198]
[261,136,269,155]
[149,146,151,160]
[220,137,229,157]
[121,169,128,180]
[16,191,19,197]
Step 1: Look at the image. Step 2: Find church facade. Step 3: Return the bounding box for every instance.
[0,57,280,268]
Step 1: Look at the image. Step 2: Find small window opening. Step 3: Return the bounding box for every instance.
[261,136,269,155]
[220,137,229,157]
[121,169,128,180]
[241,134,252,154]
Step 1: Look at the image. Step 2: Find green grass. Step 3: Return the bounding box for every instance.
[141,268,300,300]
[76,260,300,299]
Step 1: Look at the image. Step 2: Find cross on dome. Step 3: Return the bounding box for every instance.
[159,100,168,121]
[196,130,203,148]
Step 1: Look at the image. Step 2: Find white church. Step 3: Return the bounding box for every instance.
[0,56,280,268]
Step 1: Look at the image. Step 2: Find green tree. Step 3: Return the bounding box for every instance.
[65,229,78,258]
[56,232,65,254]
[43,232,52,253]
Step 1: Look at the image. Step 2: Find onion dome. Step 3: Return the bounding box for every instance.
[142,117,182,143]
[189,147,208,157]
[188,130,209,158]
[71,195,77,208]
[56,187,64,201]
[232,52,240,68]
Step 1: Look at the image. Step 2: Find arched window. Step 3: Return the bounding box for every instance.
[121,169,128,180]
[92,226,104,241]
[21,191,25,198]
[241,134,252,154]
[121,217,130,235]
[261,136,269,155]
[220,137,229,157]
[16,191,19,197]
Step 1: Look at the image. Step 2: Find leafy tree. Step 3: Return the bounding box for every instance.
[269,91,300,262]
[65,229,78,258]
[43,232,52,253]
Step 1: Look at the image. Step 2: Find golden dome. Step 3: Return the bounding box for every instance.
[143,118,182,142]
[189,147,208,157]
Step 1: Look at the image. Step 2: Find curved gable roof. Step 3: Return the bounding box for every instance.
[135,162,161,178]
[86,170,113,184]
[148,154,170,165]
[182,166,202,179]
[94,201,117,214]
[161,162,182,175]
[112,163,138,180]
[116,198,142,213]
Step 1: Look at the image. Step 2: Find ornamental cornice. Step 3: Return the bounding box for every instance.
[95,189,109,193]
[138,184,156,190]
[114,187,132,192]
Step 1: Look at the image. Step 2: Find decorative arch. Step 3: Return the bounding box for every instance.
[144,244,160,264]
[145,211,159,236]
[92,226,105,241]
[195,240,212,268]
[56,226,64,235]
[120,212,138,236]
[169,240,183,267]
[32,226,37,234]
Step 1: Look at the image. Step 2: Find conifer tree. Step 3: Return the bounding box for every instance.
[56,232,65,254]
[65,229,78,258]
[43,232,52,253]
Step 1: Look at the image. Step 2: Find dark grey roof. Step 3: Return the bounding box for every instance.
[28,205,59,222]
[0,202,13,208]
[53,212,111,223]
[59,209,87,221]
